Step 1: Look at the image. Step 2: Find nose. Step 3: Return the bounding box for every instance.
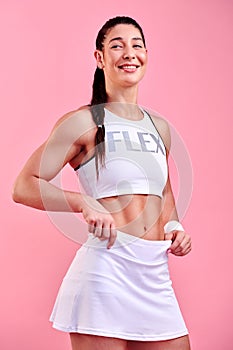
[123,46,135,60]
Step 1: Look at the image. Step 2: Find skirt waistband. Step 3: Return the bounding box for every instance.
[83,230,172,263]
[85,230,172,247]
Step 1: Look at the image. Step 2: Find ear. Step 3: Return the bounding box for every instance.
[94,50,105,69]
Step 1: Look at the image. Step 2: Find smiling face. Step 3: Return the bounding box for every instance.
[95,24,148,89]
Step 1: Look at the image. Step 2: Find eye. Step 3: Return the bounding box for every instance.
[133,44,143,48]
[111,44,123,49]
[111,45,123,49]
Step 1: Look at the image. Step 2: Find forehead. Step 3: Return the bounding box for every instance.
[105,24,142,42]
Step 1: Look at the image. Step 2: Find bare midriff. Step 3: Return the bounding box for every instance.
[98,194,165,241]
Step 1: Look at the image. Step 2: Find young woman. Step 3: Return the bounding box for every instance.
[13,16,191,350]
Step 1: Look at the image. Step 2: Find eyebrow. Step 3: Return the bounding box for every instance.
[108,37,143,44]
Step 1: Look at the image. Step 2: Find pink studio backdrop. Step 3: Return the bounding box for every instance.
[1,1,233,349]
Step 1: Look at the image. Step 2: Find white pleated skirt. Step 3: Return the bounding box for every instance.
[49,231,188,341]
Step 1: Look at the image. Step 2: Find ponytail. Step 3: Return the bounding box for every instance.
[90,67,107,178]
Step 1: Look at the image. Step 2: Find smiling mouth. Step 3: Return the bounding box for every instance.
[118,64,140,71]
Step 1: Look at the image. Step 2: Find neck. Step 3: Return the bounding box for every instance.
[105,83,141,118]
[106,81,139,105]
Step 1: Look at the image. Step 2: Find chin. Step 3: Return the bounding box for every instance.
[121,75,145,87]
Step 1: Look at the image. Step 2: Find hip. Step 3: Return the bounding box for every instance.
[63,230,172,284]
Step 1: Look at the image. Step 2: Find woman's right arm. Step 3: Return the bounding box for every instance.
[12,109,117,248]
[13,109,87,211]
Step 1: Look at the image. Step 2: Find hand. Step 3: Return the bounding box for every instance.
[165,230,191,256]
[81,196,117,249]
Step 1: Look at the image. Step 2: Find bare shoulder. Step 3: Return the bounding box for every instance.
[146,110,171,152]
[49,105,96,145]
[12,105,97,184]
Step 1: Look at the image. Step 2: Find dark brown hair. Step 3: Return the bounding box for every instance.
[90,16,146,176]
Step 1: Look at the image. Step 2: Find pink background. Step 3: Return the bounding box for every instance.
[1,0,233,349]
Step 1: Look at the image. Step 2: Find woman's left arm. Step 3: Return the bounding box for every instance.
[151,113,192,256]
[162,174,192,256]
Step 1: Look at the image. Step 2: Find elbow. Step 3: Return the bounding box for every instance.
[12,178,26,204]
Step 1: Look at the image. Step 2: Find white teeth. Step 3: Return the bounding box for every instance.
[121,66,137,69]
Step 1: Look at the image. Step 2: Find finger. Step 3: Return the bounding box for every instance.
[185,246,192,255]
[98,226,110,240]
[93,225,103,238]
[171,240,192,256]
[171,242,187,255]
[165,232,174,241]
[92,218,105,238]
[107,225,117,249]
[179,241,192,255]
[175,235,191,254]
[172,246,192,256]
[88,219,96,234]
[170,231,186,250]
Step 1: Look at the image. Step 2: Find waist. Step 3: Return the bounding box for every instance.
[98,193,165,240]
[84,230,172,262]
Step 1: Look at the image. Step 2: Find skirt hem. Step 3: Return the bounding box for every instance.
[51,321,188,341]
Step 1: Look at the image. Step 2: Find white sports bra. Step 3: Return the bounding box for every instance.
[74,108,168,199]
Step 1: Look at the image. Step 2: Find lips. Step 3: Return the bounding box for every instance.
[118,64,140,72]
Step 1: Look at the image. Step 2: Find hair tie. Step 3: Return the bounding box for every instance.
[97,124,103,128]
[97,124,105,136]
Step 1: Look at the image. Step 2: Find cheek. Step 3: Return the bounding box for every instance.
[104,53,120,68]
[139,52,148,64]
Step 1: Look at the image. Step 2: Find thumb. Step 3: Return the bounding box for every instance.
[165,232,174,241]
